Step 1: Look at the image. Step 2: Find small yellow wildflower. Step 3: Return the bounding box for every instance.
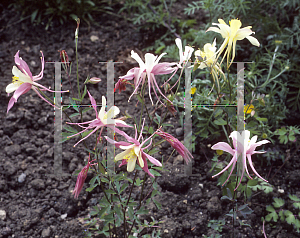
[244,104,254,114]
[216,150,223,155]
[190,87,196,95]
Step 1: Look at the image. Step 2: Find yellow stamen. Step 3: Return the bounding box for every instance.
[124,149,136,162]
[12,76,23,87]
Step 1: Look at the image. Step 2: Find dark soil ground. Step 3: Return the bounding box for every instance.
[1,2,300,238]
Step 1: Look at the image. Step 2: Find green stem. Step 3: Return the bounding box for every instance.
[75,36,81,99]
[126,171,138,206]
[138,173,147,209]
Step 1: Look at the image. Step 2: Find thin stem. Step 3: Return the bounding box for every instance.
[126,171,138,206]
[138,173,148,209]
[75,34,81,99]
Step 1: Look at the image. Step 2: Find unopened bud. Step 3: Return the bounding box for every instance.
[58,50,69,67]
[87,77,101,84]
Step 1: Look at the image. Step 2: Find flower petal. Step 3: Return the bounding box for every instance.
[134,146,144,168]
[143,152,162,167]
[127,158,137,172]
[115,149,132,161]
[247,154,268,182]
[235,28,253,40]
[6,82,19,93]
[98,96,106,119]
[175,38,184,64]
[211,142,235,156]
[246,35,260,47]
[106,106,120,120]
[87,90,98,119]
[14,51,32,78]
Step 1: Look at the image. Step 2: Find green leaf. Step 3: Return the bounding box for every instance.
[70,14,78,21]
[161,123,174,128]
[120,183,128,193]
[147,147,159,156]
[31,9,39,22]
[213,118,227,125]
[81,85,87,100]
[105,189,117,195]
[289,194,300,202]
[86,184,97,192]
[273,198,285,208]
[294,219,300,230]
[69,97,79,112]
[127,206,134,220]
[256,117,268,122]
[136,207,149,215]
[214,108,223,118]
[266,206,278,222]
[238,204,253,218]
[289,134,296,142]
[149,169,161,177]
[63,125,78,133]
[69,112,80,118]
[285,210,295,225]
[90,205,100,216]
[266,205,275,212]
[247,179,258,186]
[136,94,144,105]
[153,199,162,210]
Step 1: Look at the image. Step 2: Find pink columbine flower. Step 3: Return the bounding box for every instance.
[105,120,162,177]
[67,90,131,147]
[128,50,177,105]
[155,129,193,164]
[73,155,96,199]
[211,130,270,190]
[6,51,67,113]
[114,67,138,94]
[161,38,193,91]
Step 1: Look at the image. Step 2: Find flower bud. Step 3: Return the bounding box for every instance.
[58,50,69,67]
[87,77,101,84]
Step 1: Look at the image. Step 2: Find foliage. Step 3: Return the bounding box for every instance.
[265,194,300,232]
[208,219,225,232]
[9,0,113,29]
[274,126,300,144]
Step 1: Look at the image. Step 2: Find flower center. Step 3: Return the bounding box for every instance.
[124,149,136,162]
[12,76,23,86]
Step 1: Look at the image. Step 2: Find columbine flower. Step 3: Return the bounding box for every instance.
[194,39,225,91]
[155,129,193,164]
[175,38,194,68]
[211,130,270,190]
[67,90,131,147]
[115,67,138,94]
[73,155,96,199]
[105,121,162,177]
[6,51,67,113]
[206,19,260,67]
[129,50,176,105]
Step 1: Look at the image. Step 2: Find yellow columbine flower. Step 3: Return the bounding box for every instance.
[206,19,260,68]
[194,39,226,92]
[244,104,254,114]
